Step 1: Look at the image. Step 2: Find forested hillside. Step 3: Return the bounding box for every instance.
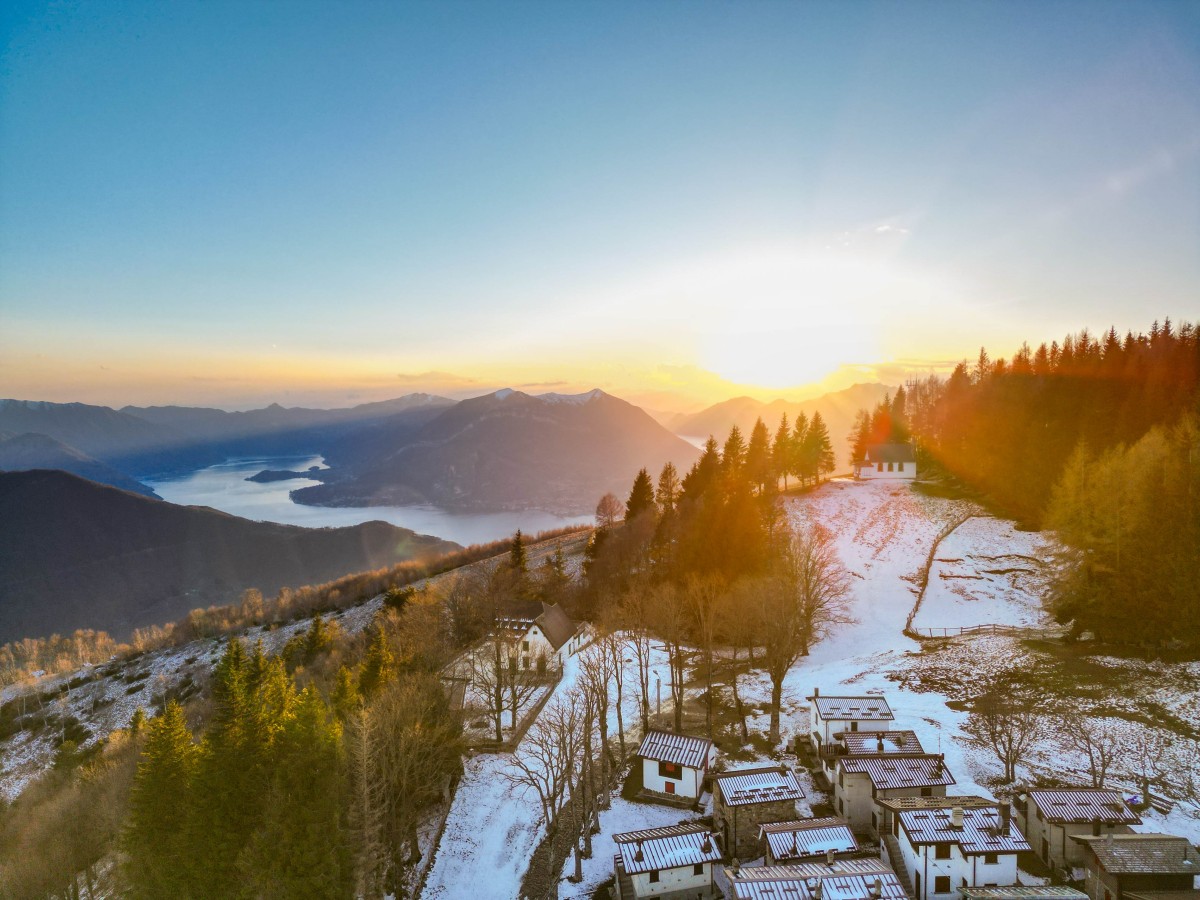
[900,319,1199,645]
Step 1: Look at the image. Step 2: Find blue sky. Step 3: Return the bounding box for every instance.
[1,1,1198,409]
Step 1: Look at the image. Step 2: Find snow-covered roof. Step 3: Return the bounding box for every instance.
[839,754,956,791]
[760,818,859,861]
[614,823,721,875]
[1026,789,1141,825]
[809,695,895,721]
[1071,834,1200,874]
[636,729,714,769]
[960,888,1089,900]
[863,443,916,464]
[884,797,1031,855]
[714,766,805,807]
[726,859,907,900]
[841,730,924,755]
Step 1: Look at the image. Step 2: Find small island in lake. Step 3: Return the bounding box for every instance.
[246,466,323,484]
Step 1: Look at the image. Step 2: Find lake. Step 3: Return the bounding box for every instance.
[145,456,592,547]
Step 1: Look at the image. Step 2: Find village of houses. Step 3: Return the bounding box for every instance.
[421,471,1200,900]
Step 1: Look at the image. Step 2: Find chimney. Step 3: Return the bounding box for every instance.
[634,841,644,862]
[701,833,713,854]
[950,807,965,829]
[814,878,824,900]
[1106,832,1114,849]
[732,858,741,877]
[999,803,1011,835]
[870,877,883,899]
[1092,818,1102,837]
[827,848,837,866]
[877,734,886,753]
[932,755,944,778]
[815,687,820,697]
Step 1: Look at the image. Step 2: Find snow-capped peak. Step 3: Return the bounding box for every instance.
[536,389,605,405]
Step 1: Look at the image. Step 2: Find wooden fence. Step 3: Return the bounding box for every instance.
[912,623,1066,640]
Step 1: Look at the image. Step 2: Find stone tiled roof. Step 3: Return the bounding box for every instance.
[1071,834,1200,874]
[636,729,714,769]
[1026,790,1141,825]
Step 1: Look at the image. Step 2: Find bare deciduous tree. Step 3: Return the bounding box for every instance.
[619,588,654,732]
[595,493,622,529]
[684,574,725,739]
[962,692,1044,783]
[504,688,584,839]
[649,583,690,732]
[1061,713,1121,788]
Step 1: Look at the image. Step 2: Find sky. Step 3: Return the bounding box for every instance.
[1,0,1198,412]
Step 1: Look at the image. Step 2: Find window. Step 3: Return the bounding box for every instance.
[935,844,951,860]
[658,761,681,779]
[935,876,951,894]
[888,462,895,472]
[877,462,883,472]
[522,640,529,651]
[921,787,933,797]
[522,656,530,670]
[694,863,704,876]
[984,853,999,865]
[850,721,859,732]
[649,871,660,884]
[899,462,905,472]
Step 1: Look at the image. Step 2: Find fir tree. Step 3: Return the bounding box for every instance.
[332,665,361,721]
[655,462,680,513]
[509,530,528,574]
[745,417,772,493]
[625,468,657,521]
[239,687,353,899]
[804,412,835,484]
[772,413,791,489]
[358,627,394,700]
[122,702,197,899]
[721,425,746,474]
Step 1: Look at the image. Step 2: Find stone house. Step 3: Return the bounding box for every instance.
[712,765,806,861]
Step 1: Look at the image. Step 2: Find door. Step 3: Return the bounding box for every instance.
[915,873,921,900]
[1042,838,1049,863]
[665,781,675,795]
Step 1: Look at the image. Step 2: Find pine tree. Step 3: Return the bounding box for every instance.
[122,701,197,899]
[129,706,147,736]
[625,468,657,521]
[790,413,809,485]
[239,687,353,899]
[745,417,772,493]
[681,436,721,502]
[772,414,791,489]
[332,665,361,720]
[655,462,680,513]
[721,425,746,474]
[509,530,528,574]
[805,412,835,484]
[358,626,395,699]
[849,408,871,469]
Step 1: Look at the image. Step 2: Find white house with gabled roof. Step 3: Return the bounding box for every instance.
[808,690,895,753]
[856,443,917,480]
[723,857,909,900]
[878,796,1030,900]
[612,823,722,900]
[636,729,716,802]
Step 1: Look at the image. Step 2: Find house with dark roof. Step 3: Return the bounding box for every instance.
[636,729,717,804]
[877,796,1031,900]
[1016,790,1141,874]
[712,765,806,860]
[759,817,860,865]
[807,689,895,754]
[856,443,917,480]
[495,600,583,670]
[722,857,908,900]
[959,888,1090,900]
[612,823,722,900]
[835,753,956,834]
[1069,834,1200,900]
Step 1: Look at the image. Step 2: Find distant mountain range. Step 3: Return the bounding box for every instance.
[0,470,459,643]
[0,432,160,497]
[669,383,897,469]
[294,388,701,513]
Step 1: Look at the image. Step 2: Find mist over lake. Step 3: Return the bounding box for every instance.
[145,456,591,547]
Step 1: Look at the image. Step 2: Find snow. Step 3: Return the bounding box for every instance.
[912,516,1056,631]
[536,389,604,405]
